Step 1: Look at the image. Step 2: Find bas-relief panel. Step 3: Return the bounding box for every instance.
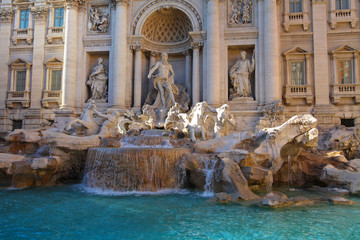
[227,0,253,27]
[87,5,110,34]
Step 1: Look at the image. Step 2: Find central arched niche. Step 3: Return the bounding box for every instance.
[140,7,193,53]
[142,8,193,44]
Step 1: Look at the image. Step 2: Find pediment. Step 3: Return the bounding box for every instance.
[13,0,31,4]
[9,58,30,66]
[283,47,310,56]
[331,45,360,54]
[45,57,63,65]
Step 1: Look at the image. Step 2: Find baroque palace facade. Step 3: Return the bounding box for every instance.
[0,0,359,131]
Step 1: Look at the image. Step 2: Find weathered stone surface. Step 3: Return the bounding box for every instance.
[215,192,232,203]
[321,164,360,193]
[325,197,359,206]
[253,115,318,173]
[219,158,259,200]
[0,153,61,188]
[193,132,253,153]
[260,192,314,208]
[318,126,360,160]
[274,150,350,186]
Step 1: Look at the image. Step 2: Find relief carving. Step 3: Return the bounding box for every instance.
[0,8,13,22]
[88,7,109,33]
[30,6,48,21]
[228,0,253,26]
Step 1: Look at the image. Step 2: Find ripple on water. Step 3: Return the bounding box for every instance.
[0,185,359,240]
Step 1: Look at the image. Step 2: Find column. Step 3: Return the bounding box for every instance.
[192,43,202,104]
[0,8,13,111]
[112,0,128,108]
[148,52,156,92]
[312,0,330,105]
[183,50,192,100]
[30,6,47,109]
[206,0,221,105]
[264,0,281,103]
[133,46,142,109]
[61,0,81,109]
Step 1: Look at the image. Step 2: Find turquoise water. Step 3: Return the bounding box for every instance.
[1,185,360,240]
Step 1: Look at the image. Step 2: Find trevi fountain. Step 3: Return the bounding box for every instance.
[1,51,360,239]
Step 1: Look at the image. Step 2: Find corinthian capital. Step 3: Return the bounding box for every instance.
[65,0,86,9]
[111,0,129,7]
[30,6,48,21]
[0,8,13,22]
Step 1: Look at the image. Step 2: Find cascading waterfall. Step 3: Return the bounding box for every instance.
[83,135,191,192]
[202,159,218,196]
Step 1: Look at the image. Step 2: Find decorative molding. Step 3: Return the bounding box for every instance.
[0,8,13,22]
[111,0,129,7]
[65,0,85,9]
[191,42,203,49]
[132,0,202,35]
[30,6,48,21]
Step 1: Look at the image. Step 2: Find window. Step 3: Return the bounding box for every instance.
[54,8,64,27]
[341,118,355,127]
[290,0,302,13]
[20,9,29,29]
[336,0,350,10]
[338,60,353,84]
[16,71,26,91]
[50,70,62,90]
[12,120,23,130]
[291,62,305,85]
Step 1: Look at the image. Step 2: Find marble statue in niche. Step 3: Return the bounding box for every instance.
[145,53,180,128]
[87,57,108,102]
[228,0,253,26]
[229,50,255,99]
[148,53,179,108]
[88,7,109,33]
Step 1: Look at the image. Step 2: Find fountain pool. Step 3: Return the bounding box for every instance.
[1,185,360,239]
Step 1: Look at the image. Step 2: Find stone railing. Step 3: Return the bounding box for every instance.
[283,84,313,105]
[329,9,358,29]
[42,90,62,108]
[289,12,304,21]
[6,91,30,108]
[46,27,65,44]
[335,9,351,18]
[11,28,33,45]
[282,12,310,32]
[331,83,360,104]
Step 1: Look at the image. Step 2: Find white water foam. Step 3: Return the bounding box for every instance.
[200,159,217,198]
[119,140,174,149]
[75,184,190,196]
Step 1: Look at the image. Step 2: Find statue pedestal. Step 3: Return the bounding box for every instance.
[228,97,258,111]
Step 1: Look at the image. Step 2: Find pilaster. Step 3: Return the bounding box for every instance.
[264,0,281,103]
[206,0,221,105]
[312,0,330,105]
[30,5,48,109]
[0,7,13,111]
